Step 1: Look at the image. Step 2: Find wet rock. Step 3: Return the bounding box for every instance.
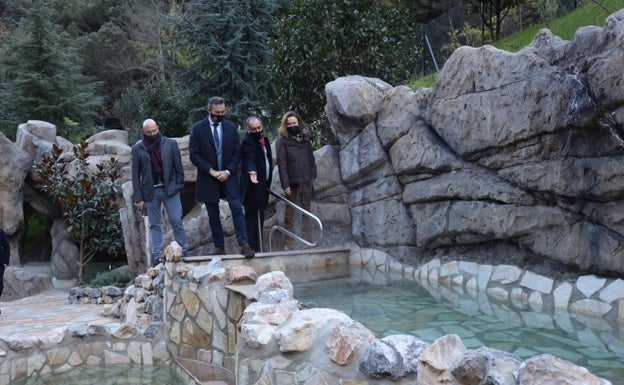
[515,353,612,385]
[326,320,375,365]
[452,346,521,385]
[359,335,427,379]
[416,334,466,385]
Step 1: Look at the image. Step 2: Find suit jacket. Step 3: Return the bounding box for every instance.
[189,116,242,203]
[131,135,185,203]
[240,133,273,211]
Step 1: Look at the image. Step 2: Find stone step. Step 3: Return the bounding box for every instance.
[182,246,351,261]
[174,357,235,385]
[182,246,352,283]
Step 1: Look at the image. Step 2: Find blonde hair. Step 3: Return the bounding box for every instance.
[279,111,305,137]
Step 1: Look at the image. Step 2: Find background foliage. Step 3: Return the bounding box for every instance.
[0,0,604,143]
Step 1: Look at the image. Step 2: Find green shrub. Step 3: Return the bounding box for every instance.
[87,266,135,288]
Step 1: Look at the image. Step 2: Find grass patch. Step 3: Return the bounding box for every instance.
[407,72,439,90]
[494,0,624,52]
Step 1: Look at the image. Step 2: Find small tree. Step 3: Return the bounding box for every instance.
[35,141,124,284]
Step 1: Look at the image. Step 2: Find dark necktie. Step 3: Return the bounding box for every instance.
[213,123,220,148]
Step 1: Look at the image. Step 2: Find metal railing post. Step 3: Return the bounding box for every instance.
[267,189,323,252]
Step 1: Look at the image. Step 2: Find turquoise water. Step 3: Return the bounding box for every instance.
[12,365,184,385]
[294,273,624,384]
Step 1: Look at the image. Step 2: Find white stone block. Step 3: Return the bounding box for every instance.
[520,271,553,293]
[553,282,573,309]
[598,279,624,303]
[491,265,522,284]
[458,261,479,275]
[440,261,458,277]
[576,275,606,298]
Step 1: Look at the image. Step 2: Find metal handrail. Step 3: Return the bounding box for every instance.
[266,189,323,252]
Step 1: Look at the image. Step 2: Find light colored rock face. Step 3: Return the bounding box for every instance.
[0,126,32,263]
[322,9,624,277]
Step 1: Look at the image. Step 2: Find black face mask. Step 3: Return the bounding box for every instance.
[250,131,263,140]
[211,114,224,124]
[143,132,161,142]
[287,125,300,136]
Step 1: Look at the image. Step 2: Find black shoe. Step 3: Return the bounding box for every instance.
[240,243,255,258]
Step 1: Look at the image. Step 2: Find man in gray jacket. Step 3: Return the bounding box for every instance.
[132,118,188,266]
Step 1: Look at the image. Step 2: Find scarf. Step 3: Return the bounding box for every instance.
[143,133,163,175]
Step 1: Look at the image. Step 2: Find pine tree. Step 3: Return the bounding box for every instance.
[0,0,102,140]
[175,0,277,125]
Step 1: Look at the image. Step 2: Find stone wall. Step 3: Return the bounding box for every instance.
[0,323,166,384]
[158,249,613,385]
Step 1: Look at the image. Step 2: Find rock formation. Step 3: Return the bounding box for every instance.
[323,10,624,278]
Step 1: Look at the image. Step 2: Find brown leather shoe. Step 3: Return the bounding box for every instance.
[240,243,255,258]
[211,247,226,255]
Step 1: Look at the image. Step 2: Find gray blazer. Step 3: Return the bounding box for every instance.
[131,136,185,203]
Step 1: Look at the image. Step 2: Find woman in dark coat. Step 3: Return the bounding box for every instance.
[275,111,317,250]
[240,116,273,252]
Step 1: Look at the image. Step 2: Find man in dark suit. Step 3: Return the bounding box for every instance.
[240,115,273,252]
[189,96,254,258]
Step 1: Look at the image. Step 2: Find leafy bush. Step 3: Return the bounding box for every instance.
[34,141,125,284]
[87,266,135,288]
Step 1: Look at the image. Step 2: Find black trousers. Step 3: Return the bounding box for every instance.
[0,264,5,298]
[245,209,265,252]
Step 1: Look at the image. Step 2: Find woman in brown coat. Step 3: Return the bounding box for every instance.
[275,111,317,250]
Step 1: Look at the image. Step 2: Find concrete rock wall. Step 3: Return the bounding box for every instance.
[323,10,624,277]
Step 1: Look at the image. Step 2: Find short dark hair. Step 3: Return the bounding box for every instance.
[208,96,225,108]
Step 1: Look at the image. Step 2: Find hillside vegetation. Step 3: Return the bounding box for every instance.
[409,0,623,90]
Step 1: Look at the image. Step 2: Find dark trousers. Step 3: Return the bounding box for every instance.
[245,209,265,252]
[0,264,5,298]
[205,184,248,249]
[284,182,312,248]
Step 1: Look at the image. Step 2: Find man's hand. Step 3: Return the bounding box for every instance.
[212,169,230,182]
[249,172,258,184]
[135,201,145,211]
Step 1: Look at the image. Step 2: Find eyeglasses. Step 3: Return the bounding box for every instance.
[249,125,263,132]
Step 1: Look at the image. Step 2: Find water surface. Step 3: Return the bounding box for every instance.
[294,270,624,383]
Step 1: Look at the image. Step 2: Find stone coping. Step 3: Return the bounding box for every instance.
[352,249,624,325]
